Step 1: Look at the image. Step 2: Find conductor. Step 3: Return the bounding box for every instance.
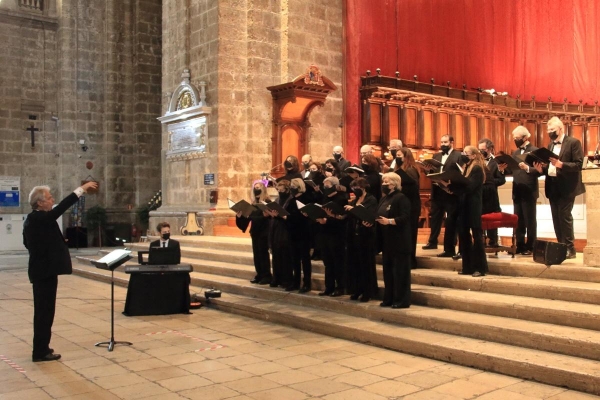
[23,181,98,362]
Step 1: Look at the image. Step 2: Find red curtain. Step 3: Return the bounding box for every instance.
[345,0,600,161]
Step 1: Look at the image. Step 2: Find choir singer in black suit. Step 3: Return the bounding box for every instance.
[150,222,181,264]
[443,146,488,277]
[23,181,98,362]
[533,117,585,259]
[372,172,412,309]
[478,138,505,247]
[393,147,421,268]
[344,177,378,302]
[422,135,461,258]
[235,181,272,284]
[497,126,540,255]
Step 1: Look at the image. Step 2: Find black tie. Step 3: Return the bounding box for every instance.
[553,141,562,145]
[162,242,166,248]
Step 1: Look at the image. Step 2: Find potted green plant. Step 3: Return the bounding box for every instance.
[85,205,107,247]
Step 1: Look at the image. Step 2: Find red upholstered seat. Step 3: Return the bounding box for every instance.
[481,212,519,230]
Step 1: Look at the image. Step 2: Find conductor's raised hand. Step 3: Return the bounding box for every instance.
[82,181,98,192]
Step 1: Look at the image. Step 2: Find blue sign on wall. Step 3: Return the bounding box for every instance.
[0,177,20,207]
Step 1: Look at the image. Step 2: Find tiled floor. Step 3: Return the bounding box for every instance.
[0,256,598,400]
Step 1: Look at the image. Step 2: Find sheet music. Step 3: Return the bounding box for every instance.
[98,249,132,266]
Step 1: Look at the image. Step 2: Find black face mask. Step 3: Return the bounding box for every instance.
[290,187,299,196]
[284,160,293,170]
[460,155,470,164]
[325,167,334,173]
[549,130,559,141]
[162,233,170,240]
[480,150,488,159]
[302,162,310,170]
[390,149,398,158]
[514,138,525,148]
[333,153,342,161]
[352,188,364,198]
[253,189,262,196]
[361,163,370,172]
[278,190,289,200]
[323,186,336,196]
[440,145,451,155]
[395,157,403,168]
[381,185,392,195]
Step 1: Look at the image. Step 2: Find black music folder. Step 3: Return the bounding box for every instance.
[296,200,327,221]
[426,169,471,187]
[524,147,558,165]
[494,154,523,171]
[303,179,319,190]
[417,158,443,171]
[347,204,376,224]
[322,201,346,216]
[255,201,290,217]
[227,198,256,218]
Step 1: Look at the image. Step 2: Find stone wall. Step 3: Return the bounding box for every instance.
[0,0,162,233]
[158,0,343,224]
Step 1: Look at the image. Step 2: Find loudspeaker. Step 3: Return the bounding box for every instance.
[532,240,567,266]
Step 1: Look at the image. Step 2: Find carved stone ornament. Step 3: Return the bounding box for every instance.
[158,69,213,161]
[303,64,324,86]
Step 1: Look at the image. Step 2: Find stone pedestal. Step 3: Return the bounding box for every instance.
[583,169,600,267]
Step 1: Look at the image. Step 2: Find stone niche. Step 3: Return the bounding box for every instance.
[151,70,214,235]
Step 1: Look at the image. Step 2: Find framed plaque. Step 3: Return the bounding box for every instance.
[166,117,208,161]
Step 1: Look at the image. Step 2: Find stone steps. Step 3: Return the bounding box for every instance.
[70,259,600,395]
[73,256,600,359]
[76,236,600,395]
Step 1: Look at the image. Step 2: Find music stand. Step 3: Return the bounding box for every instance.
[90,249,133,351]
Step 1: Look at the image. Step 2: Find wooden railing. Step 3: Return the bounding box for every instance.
[360,75,600,158]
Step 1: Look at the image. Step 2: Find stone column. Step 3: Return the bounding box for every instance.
[583,169,600,267]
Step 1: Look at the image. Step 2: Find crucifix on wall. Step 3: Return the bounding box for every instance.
[26,124,39,148]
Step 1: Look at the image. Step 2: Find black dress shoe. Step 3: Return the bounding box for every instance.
[33,353,61,362]
[566,250,577,259]
[350,294,360,300]
[359,296,370,303]
[457,271,471,275]
[285,285,300,292]
[329,290,343,297]
[298,286,311,293]
[318,290,333,296]
[452,253,462,260]
[391,304,410,309]
[380,301,392,307]
[520,250,532,256]
[258,278,271,285]
[269,281,279,287]
[250,278,260,284]
[422,243,438,250]
[437,251,455,258]
[472,271,484,277]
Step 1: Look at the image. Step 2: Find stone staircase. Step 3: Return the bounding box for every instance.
[73,236,600,395]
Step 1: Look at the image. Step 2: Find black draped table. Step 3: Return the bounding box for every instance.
[123,266,191,316]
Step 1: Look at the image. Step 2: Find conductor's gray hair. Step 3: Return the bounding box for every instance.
[29,185,50,209]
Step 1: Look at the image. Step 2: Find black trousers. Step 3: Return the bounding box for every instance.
[291,238,312,287]
[459,227,488,275]
[382,252,411,307]
[550,196,576,252]
[410,210,420,267]
[321,234,345,292]
[32,276,58,358]
[514,196,537,251]
[251,233,272,281]
[428,196,458,253]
